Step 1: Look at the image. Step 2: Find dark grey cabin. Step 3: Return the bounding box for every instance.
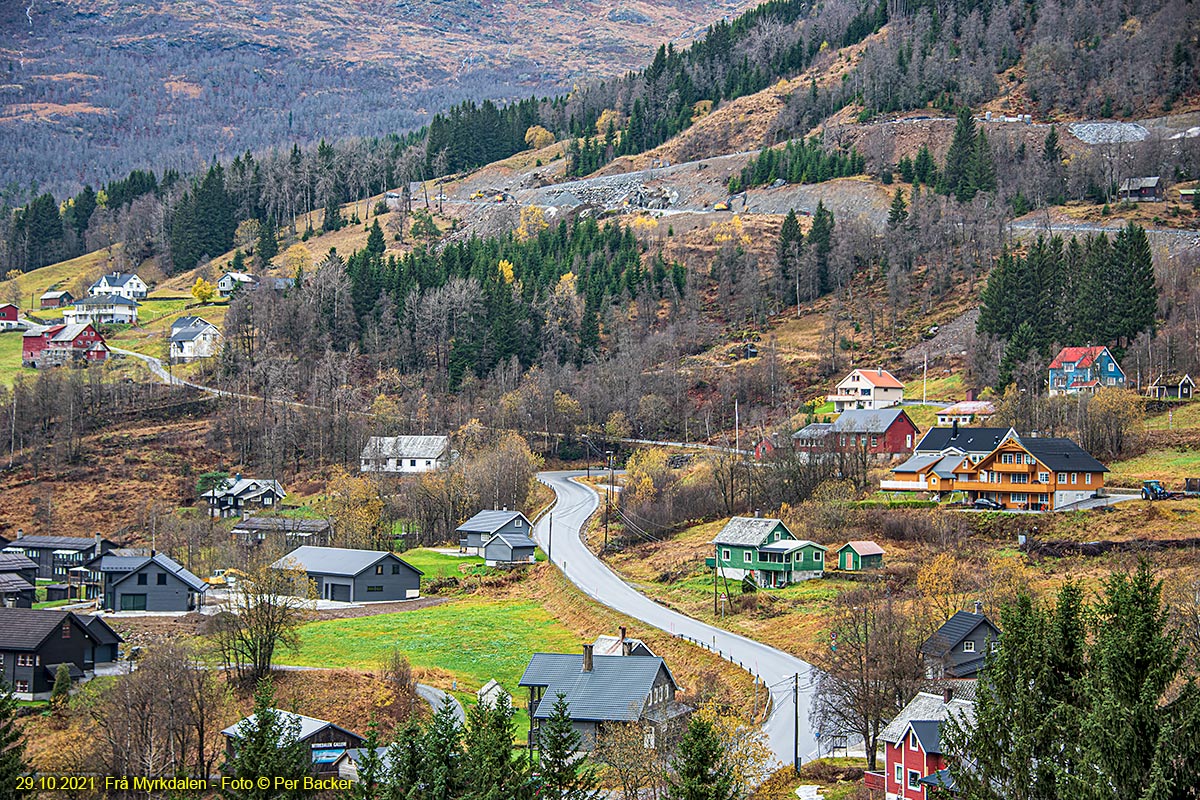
[456,510,533,555]
[2,533,113,584]
[519,645,691,752]
[920,607,1001,679]
[271,546,422,602]
[83,616,123,663]
[93,552,207,612]
[0,573,36,607]
[222,710,365,774]
[0,552,38,585]
[482,532,537,566]
[0,607,103,699]
[230,516,334,549]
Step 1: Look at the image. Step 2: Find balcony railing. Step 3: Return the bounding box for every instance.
[881,479,927,490]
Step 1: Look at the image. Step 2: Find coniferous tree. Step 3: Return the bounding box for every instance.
[383,718,423,800]
[257,217,279,268]
[220,677,313,800]
[462,693,530,800]
[323,198,346,233]
[943,107,978,201]
[353,722,385,800]
[777,209,803,282]
[807,201,835,295]
[50,663,72,708]
[230,249,247,273]
[1042,126,1063,164]
[666,715,736,800]
[1112,222,1156,346]
[971,130,997,194]
[0,684,30,800]
[887,188,908,228]
[996,321,1035,390]
[538,694,599,800]
[913,144,936,185]
[420,697,465,800]
[366,220,386,258]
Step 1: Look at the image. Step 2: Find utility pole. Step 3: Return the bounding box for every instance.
[604,450,614,552]
[793,672,800,774]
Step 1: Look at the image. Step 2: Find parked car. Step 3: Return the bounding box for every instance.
[973,497,1002,510]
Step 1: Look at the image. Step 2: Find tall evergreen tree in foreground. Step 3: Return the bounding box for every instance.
[352,722,385,800]
[221,677,312,800]
[420,696,466,800]
[462,693,530,800]
[666,715,736,800]
[538,694,599,800]
[0,684,30,800]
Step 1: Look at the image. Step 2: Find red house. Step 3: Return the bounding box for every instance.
[871,689,974,800]
[39,290,74,310]
[0,303,19,330]
[794,408,919,459]
[22,323,109,368]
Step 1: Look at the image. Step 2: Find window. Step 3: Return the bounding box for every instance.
[375,565,384,575]
[906,434,913,448]
[62,622,70,639]
[1109,362,1116,372]
[425,460,432,466]
[895,765,903,784]
[744,551,752,564]
[514,519,523,528]
[1011,492,1028,504]
[990,641,999,652]
[908,770,921,790]
[157,573,167,585]
[367,586,383,593]
[909,731,918,751]
[1011,473,1029,484]
[1038,472,1050,483]
[1085,472,1092,484]
[392,564,401,574]
[137,573,148,585]
[814,550,823,561]
[1071,473,1078,485]
[14,681,28,694]
[871,436,878,448]
[839,435,847,447]
[1001,453,1014,464]
[1058,472,1068,483]
[721,549,730,562]
[1064,363,1074,373]
[17,654,36,667]
[963,641,976,653]
[410,459,417,467]
[1026,454,1035,465]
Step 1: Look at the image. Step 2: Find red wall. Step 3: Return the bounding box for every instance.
[884,739,946,800]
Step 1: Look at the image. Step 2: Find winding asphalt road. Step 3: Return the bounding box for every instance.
[534,471,819,768]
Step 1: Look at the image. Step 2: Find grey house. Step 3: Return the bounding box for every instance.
[93,552,208,612]
[0,573,36,607]
[223,710,365,774]
[271,546,422,603]
[230,516,334,549]
[456,510,533,555]
[202,475,286,518]
[482,532,537,566]
[519,644,690,752]
[2,532,113,583]
[921,605,1001,679]
[359,435,451,474]
[83,615,123,663]
[0,608,104,700]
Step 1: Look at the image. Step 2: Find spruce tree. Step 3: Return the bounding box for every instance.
[943,107,978,201]
[996,321,1035,390]
[913,144,936,185]
[0,684,30,800]
[887,188,908,228]
[777,209,803,280]
[353,722,385,800]
[257,217,279,268]
[1112,222,1156,345]
[538,694,599,800]
[807,201,835,295]
[366,220,386,258]
[420,696,465,800]
[971,130,997,194]
[666,715,736,800]
[323,198,345,233]
[462,693,530,800]
[1041,126,1063,164]
[221,678,313,800]
[383,719,423,800]
[230,249,246,273]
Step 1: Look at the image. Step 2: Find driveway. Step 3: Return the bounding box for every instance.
[534,471,819,769]
[415,684,466,725]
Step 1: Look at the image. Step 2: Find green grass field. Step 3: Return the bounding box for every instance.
[399,548,489,579]
[0,331,38,387]
[1145,401,1200,432]
[903,372,966,402]
[1107,448,1200,488]
[7,249,116,312]
[283,598,582,693]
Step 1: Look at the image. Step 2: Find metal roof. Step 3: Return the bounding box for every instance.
[759,539,822,553]
[271,545,422,578]
[74,294,139,307]
[456,509,526,535]
[914,427,1012,455]
[791,422,833,440]
[82,615,124,646]
[893,453,943,473]
[1118,176,1161,190]
[202,477,286,500]
[230,517,332,534]
[91,272,142,288]
[361,435,450,460]
[907,719,945,754]
[936,401,996,417]
[170,322,219,343]
[591,634,656,657]
[0,608,100,651]
[839,540,884,556]
[840,368,903,389]
[485,532,537,550]
[519,653,676,722]
[920,611,1000,675]
[3,535,102,551]
[879,691,975,745]
[222,709,358,742]
[106,553,208,593]
[0,553,37,571]
[830,408,913,434]
[710,517,791,546]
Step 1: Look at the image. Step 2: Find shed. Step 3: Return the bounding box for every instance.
[477,679,511,709]
[222,710,365,774]
[482,532,537,566]
[1118,176,1163,202]
[836,541,885,571]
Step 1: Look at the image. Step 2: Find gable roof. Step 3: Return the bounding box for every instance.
[906,719,945,754]
[879,690,976,745]
[456,510,527,535]
[591,634,656,658]
[485,531,538,550]
[202,477,285,500]
[220,271,257,283]
[0,608,100,650]
[710,516,790,547]
[0,573,34,593]
[4,535,102,551]
[74,294,139,308]
[830,408,914,434]
[1119,176,1161,191]
[40,290,72,300]
[1148,373,1195,387]
[845,368,903,389]
[519,653,676,722]
[791,421,833,440]
[91,272,142,289]
[920,611,1000,663]
[839,540,884,557]
[170,319,219,343]
[82,615,124,646]
[1014,436,1108,473]
[1049,346,1110,369]
[0,552,38,571]
[230,516,332,535]
[172,315,206,332]
[892,453,943,473]
[106,553,208,593]
[914,427,1012,455]
[361,435,450,461]
[271,545,422,578]
[222,709,359,743]
[937,400,996,418]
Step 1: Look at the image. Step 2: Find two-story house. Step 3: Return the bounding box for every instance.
[0,303,21,331]
[0,608,114,700]
[63,294,140,325]
[2,532,114,585]
[91,551,208,612]
[707,516,825,589]
[883,425,1012,494]
[89,272,148,300]
[22,323,110,367]
[169,316,221,361]
[827,368,905,411]
[456,510,533,556]
[1048,346,1126,395]
[519,644,690,752]
[920,605,1000,680]
[359,435,451,474]
[948,431,1108,511]
[217,271,258,298]
[202,475,286,518]
[874,688,975,800]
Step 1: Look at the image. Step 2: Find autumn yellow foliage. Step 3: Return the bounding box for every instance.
[709,214,752,246]
[524,125,555,150]
[515,205,549,241]
[191,276,217,304]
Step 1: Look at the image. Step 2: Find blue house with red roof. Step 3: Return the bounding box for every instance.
[1048,346,1126,396]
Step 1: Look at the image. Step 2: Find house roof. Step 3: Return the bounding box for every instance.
[230,516,333,535]
[914,427,1012,455]
[4,535,102,551]
[519,653,676,722]
[1049,346,1109,369]
[222,709,358,743]
[485,531,538,550]
[456,510,526,535]
[170,322,219,343]
[1018,436,1109,473]
[0,552,37,572]
[710,516,789,547]
[1119,176,1161,191]
[932,454,965,478]
[1149,373,1195,387]
[937,401,996,418]
[845,368,904,389]
[0,608,99,651]
[202,477,285,500]
[918,769,957,791]
[791,422,833,440]
[920,611,1000,673]
[830,408,913,434]
[106,553,208,593]
[879,691,976,745]
[271,545,422,578]
[82,615,124,646]
[361,435,450,461]
[759,539,823,553]
[591,634,656,657]
[478,678,507,697]
[221,271,257,283]
[91,272,142,289]
[0,573,34,592]
[74,294,140,308]
[52,323,102,343]
[892,453,943,474]
[40,290,71,300]
[839,540,884,556]
[172,315,206,332]
[907,719,945,754]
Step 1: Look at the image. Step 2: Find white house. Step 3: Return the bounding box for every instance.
[63,295,139,325]
[935,400,996,426]
[88,272,148,300]
[360,435,451,473]
[827,368,904,411]
[217,272,258,298]
[169,316,222,361]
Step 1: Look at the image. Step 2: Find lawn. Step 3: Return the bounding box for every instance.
[1145,401,1200,432]
[34,599,72,609]
[7,249,117,312]
[400,548,490,580]
[0,331,39,387]
[1107,448,1200,488]
[283,598,582,693]
[902,371,965,403]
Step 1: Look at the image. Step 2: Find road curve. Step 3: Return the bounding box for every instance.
[534,470,819,768]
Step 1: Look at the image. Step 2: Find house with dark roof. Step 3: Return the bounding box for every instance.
[202,475,286,518]
[39,289,74,309]
[91,551,208,612]
[0,573,36,607]
[222,710,365,774]
[1048,346,1126,396]
[456,510,533,555]
[89,272,148,300]
[827,368,905,411]
[875,688,975,800]
[63,294,140,325]
[230,516,334,548]
[169,316,221,361]
[835,541,885,571]
[482,531,538,566]
[0,607,108,699]
[0,552,38,585]
[2,532,113,583]
[83,615,123,663]
[519,644,690,751]
[359,435,451,474]
[706,516,825,588]
[1118,176,1163,202]
[921,606,1000,680]
[271,546,422,603]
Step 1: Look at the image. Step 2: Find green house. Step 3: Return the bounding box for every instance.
[836,541,885,571]
[706,517,825,589]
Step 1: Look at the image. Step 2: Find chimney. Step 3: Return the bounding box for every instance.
[15,529,22,540]
[582,644,594,672]
[974,600,983,615]
[234,472,242,482]
[623,641,633,656]
[952,419,959,436]
[943,686,954,704]
[95,532,103,547]
[965,388,976,402]
[619,625,627,642]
